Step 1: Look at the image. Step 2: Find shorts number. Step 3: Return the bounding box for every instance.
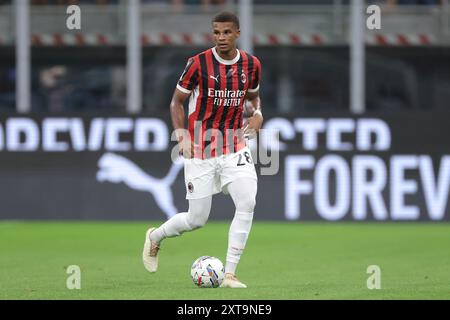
[237,152,252,166]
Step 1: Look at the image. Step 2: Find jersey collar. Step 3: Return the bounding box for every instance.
[212,47,240,65]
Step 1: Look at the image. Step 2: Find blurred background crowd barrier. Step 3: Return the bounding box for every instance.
[1,0,450,114]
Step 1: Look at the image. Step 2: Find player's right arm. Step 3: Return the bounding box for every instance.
[170,88,192,158]
[171,57,199,158]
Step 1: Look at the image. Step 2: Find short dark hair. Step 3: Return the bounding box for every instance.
[212,11,240,29]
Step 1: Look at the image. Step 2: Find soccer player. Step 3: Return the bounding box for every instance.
[142,11,263,289]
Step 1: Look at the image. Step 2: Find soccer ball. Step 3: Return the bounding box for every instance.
[190,256,225,288]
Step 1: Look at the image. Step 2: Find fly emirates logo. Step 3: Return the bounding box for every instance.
[208,88,246,107]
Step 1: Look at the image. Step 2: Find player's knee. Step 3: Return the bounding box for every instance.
[235,211,254,223]
[186,208,210,230]
[188,218,207,230]
[237,195,256,214]
[188,219,206,230]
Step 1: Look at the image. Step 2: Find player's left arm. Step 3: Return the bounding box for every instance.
[244,91,263,135]
[244,56,263,135]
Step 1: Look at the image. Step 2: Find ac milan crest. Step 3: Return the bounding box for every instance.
[241,72,247,84]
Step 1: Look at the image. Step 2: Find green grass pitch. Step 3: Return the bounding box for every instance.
[0,221,449,300]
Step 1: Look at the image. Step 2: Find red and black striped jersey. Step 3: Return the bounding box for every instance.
[176,47,261,159]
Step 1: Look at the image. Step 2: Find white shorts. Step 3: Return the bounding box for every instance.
[184,146,258,199]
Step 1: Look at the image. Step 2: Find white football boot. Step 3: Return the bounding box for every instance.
[220,273,247,288]
[142,227,160,273]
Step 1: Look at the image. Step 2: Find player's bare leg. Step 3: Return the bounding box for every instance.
[142,196,212,273]
[220,178,257,288]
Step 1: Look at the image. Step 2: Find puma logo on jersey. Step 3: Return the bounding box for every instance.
[209,75,220,83]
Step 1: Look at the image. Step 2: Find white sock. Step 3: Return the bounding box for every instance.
[149,196,212,244]
[225,211,254,275]
[150,212,190,244]
[225,178,257,275]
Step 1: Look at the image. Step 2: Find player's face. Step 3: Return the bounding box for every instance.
[212,22,240,55]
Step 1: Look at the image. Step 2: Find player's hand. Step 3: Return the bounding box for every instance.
[178,137,193,159]
[178,136,200,159]
[243,112,263,139]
